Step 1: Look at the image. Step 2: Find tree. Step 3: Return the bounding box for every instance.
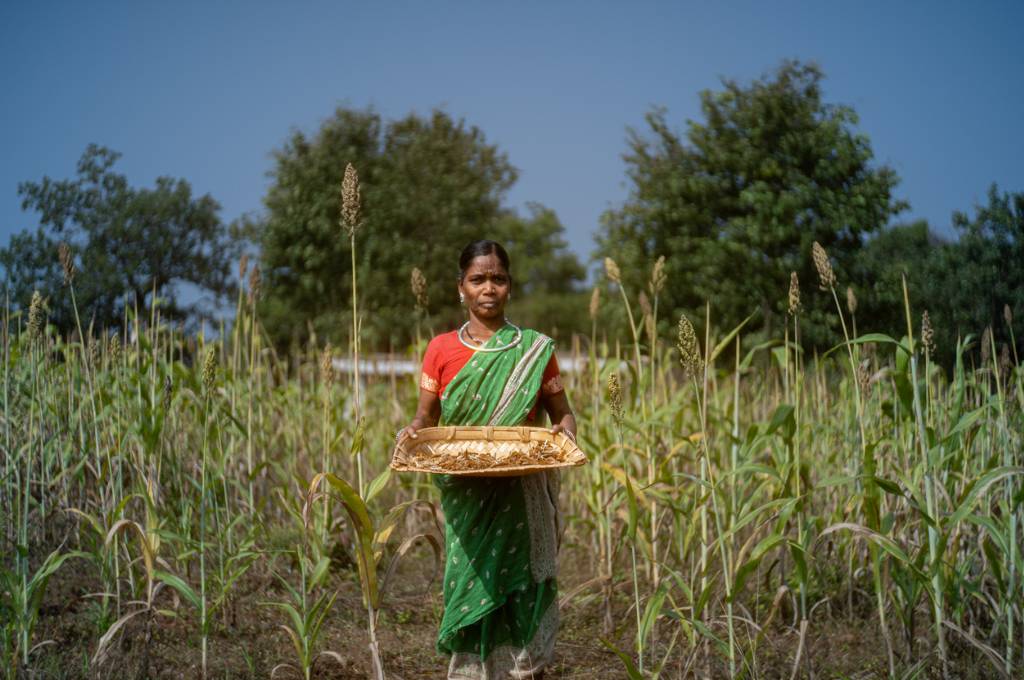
[850,220,946,343]
[254,107,585,349]
[1,145,236,333]
[492,204,587,341]
[596,61,907,345]
[849,186,1024,366]
[933,185,1024,359]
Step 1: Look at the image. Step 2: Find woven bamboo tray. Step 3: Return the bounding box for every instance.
[390,426,587,477]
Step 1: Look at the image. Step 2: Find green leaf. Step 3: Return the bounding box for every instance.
[730,534,786,601]
[943,406,988,443]
[154,570,201,610]
[639,581,670,647]
[350,420,365,458]
[948,467,1024,525]
[27,549,88,598]
[598,638,643,680]
[309,472,378,607]
[818,523,924,581]
[624,473,639,539]
[372,499,441,563]
[740,339,779,371]
[365,467,391,504]
[309,557,331,589]
[262,601,306,641]
[765,404,795,441]
[709,312,756,365]
[872,476,904,497]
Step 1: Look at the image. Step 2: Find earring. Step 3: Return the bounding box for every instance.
[459,292,465,305]
[507,291,512,301]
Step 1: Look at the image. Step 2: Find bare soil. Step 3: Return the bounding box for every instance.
[25,539,996,680]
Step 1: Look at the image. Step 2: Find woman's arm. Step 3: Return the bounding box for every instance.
[400,388,442,439]
[541,389,576,440]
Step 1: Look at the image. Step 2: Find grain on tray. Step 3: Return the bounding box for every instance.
[396,439,582,473]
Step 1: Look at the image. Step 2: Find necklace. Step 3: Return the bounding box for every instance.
[457,319,523,352]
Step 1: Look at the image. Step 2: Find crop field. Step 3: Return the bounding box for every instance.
[2,249,1022,679]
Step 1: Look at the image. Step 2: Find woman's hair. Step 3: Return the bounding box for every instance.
[458,240,511,281]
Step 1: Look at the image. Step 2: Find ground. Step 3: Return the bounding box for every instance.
[25,540,995,679]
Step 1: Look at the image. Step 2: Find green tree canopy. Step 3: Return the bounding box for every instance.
[254,107,585,349]
[492,203,587,341]
[934,185,1023,359]
[849,186,1023,366]
[596,61,907,346]
[2,145,235,333]
[849,220,946,340]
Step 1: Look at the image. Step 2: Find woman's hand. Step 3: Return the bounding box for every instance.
[398,417,427,441]
[543,390,577,442]
[549,414,577,442]
[398,389,441,443]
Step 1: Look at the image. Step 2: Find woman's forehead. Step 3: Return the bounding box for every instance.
[464,254,508,275]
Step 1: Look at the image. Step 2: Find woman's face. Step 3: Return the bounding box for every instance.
[459,253,510,321]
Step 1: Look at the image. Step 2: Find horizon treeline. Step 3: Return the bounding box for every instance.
[2,60,1020,366]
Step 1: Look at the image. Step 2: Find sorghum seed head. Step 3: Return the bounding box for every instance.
[320,343,335,388]
[788,272,801,316]
[411,267,428,311]
[27,291,44,340]
[248,264,262,306]
[812,242,836,290]
[638,292,655,340]
[109,334,121,365]
[649,255,667,296]
[607,373,624,424]
[677,314,703,380]
[202,349,217,392]
[58,242,75,286]
[981,327,992,366]
[604,257,621,284]
[89,336,101,367]
[921,311,935,356]
[638,291,652,318]
[846,286,858,315]
[238,254,249,281]
[999,343,1011,376]
[857,359,872,394]
[341,163,361,237]
[589,287,600,321]
[1005,304,1013,327]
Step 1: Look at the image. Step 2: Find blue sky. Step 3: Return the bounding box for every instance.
[2,0,1022,267]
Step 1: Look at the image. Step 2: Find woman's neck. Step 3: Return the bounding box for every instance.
[466,314,505,342]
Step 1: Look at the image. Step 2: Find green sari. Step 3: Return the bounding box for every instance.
[434,325,561,679]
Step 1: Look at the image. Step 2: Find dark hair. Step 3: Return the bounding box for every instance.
[458,240,511,281]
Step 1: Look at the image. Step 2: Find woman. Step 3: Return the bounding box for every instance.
[401,240,577,679]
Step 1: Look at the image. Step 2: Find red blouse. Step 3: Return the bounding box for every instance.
[420,330,563,420]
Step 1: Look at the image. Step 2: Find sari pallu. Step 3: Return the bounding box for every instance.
[434,325,561,679]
